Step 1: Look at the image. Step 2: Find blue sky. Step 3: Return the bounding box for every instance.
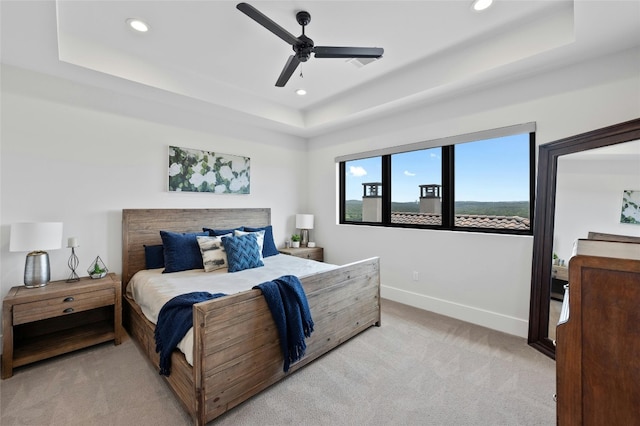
[345,134,530,202]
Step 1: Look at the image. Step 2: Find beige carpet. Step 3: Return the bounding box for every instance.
[1,300,556,425]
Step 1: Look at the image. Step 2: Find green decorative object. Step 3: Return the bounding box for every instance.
[87,256,108,279]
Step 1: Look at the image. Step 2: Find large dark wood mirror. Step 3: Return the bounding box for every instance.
[528,118,640,358]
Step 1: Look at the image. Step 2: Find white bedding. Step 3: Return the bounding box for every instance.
[127,254,337,365]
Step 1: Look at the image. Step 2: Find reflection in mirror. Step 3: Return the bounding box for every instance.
[528,118,640,359]
[548,140,640,341]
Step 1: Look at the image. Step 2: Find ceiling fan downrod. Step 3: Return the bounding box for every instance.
[294,11,313,62]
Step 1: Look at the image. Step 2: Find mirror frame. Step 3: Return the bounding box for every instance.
[527,118,640,359]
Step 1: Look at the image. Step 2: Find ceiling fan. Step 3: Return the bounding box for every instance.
[236,2,384,87]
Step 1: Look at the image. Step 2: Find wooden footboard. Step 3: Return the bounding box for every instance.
[124,257,380,425]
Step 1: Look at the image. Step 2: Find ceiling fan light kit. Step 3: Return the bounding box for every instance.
[236,2,384,87]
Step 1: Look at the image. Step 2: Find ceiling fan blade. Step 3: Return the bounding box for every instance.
[275,55,301,87]
[237,3,301,46]
[314,46,384,59]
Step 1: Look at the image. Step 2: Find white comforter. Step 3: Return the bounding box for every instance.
[127,254,337,365]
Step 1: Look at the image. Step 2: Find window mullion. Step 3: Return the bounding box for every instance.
[382,155,392,224]
[339,162,346,224]
[442,146,454,228]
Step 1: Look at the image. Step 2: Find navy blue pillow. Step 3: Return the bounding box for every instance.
[221,233,264,273]
[244,225,279,258]
[144,244,164,269]
[203,227,244,236]
[160,230,208,273]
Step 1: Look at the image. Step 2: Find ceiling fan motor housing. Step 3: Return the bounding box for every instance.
[294,34,314,62]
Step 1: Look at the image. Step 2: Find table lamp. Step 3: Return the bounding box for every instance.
[10,222,63,288]
[295,214,314,247]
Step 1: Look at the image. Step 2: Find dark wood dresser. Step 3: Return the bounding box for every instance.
[556,248,640,425]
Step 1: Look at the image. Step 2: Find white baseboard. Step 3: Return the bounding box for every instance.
[381,285,528,338]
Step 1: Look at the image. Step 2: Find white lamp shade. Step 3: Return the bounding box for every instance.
[296,214,314,229]
[10,222,63,252]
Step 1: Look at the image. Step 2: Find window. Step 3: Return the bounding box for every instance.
[338,124,535,234]
[454,134,532,230]
[343,157,382,222]
[391,148,442,226]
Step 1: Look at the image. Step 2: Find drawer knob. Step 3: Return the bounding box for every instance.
[63,296,75,302]
[63,307,74,314]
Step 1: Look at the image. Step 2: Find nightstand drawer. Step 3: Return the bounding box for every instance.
[279,247,324,262]
[304,251,323,261]
[13,288,115,325]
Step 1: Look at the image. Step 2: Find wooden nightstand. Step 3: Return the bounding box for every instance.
[279,246,324,262]
[1,273,123,379]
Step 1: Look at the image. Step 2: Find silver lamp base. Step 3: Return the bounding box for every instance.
[300,229,310,247]
[24,251,51,288]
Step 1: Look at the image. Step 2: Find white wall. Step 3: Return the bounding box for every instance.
[0,65,308,302]
[307,47,640,337]
[554,155,640,261]
[1,45,639,345]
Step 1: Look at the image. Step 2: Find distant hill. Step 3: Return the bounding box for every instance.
[345,200,529,222]
[453,201,530,217]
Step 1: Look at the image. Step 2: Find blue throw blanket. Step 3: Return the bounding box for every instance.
[154,291,226,376]
[254,275,314,373]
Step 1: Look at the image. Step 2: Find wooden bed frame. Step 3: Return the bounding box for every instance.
[121,208,380,425]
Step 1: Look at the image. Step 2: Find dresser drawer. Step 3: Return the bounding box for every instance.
[13,288,115,325]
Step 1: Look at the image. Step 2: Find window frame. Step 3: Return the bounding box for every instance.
[338,125,536,235]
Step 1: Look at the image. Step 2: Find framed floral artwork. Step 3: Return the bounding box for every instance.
[168,146,250,194]
[620,189,640,224]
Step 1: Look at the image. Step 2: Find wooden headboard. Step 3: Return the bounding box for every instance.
[122,208,271,287]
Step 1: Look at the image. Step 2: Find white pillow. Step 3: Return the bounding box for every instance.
[196,235,228,272]
[234,229,265,259]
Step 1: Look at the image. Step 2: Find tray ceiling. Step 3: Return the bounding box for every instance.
[1,1,639,137]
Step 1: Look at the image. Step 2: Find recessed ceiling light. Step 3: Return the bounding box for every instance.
[295,89,307,96]
[126,18,149,33]
[471,0,493,12]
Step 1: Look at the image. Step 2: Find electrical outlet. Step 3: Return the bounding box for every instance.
[412,271,419,281]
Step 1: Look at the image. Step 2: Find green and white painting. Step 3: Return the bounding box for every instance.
[620,189,640,224]
[168,146,250,194]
